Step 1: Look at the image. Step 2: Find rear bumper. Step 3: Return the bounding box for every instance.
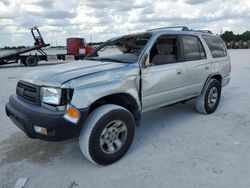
[5,94,88,141]
[222,76,231,87]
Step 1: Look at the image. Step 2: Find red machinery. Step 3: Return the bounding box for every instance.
[66,38,95,60]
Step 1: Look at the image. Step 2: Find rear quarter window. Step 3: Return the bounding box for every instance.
[203,35,227,58]
[182,35,206,61]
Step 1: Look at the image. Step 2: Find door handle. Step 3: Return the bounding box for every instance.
[205,66,210,70]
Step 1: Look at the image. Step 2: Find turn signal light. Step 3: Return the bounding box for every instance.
[64,105,80,124]
[65,106,79,119]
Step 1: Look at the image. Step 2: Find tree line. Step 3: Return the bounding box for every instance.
[220,31,250,42]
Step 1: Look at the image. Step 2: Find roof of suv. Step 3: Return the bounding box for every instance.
[108,26,217,45]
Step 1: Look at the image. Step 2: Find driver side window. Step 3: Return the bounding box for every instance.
[149,35,180,65]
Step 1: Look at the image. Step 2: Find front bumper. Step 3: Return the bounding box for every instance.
[5,94,88,141]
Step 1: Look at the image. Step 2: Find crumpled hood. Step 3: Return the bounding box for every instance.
[22,60,128,87]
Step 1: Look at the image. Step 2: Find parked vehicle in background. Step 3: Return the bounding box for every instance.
[6,26,231,165]
[66,38,95,60]
[0,27,50,66]
[0,27,95,67]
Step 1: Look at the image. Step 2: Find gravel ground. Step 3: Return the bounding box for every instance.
[0,50,250,188]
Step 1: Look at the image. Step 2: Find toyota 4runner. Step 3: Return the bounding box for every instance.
[5,26,231,165]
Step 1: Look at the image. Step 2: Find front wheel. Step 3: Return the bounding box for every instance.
[79,104,136,165]
[195,79,221,114]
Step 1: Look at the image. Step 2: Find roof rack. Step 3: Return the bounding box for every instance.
[147,26,213,34]
[192,30,213,34]
[147,26,189,32]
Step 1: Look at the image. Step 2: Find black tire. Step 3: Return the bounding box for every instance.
[79,104,136,165]
[195,79,221,114]
[26,56,39,66]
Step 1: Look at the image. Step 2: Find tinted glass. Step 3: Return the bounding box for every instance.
[203,35,227,58]
[198,40,206,59]
[183,36,201,61]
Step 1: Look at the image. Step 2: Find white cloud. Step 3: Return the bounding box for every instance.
[0,0,250,46]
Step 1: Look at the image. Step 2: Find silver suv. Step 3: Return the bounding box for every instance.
[5,26,231,165]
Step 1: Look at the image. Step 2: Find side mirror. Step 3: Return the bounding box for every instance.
[141,54,148,69]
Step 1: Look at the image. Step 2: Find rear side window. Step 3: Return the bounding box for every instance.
[203,35,227,58]
[182,35,206,61]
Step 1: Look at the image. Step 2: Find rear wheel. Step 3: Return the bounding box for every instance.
[79,104,136,165]
[195,79,221,114]
[26,56,39,66]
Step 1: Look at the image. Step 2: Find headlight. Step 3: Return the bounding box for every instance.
[41,87,62,105]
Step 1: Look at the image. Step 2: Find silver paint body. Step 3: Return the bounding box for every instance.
[21,30,231,112]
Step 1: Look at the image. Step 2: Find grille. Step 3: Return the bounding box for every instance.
[16,81,40,105]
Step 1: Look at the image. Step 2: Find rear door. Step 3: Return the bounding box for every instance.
[180,35,211,96]
[202,35,230,80]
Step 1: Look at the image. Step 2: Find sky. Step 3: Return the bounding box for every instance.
[0,0,250,47]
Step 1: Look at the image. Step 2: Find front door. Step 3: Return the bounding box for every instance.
[141,35,187,111]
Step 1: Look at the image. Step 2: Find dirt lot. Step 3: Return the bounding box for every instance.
[0,50,250,188]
